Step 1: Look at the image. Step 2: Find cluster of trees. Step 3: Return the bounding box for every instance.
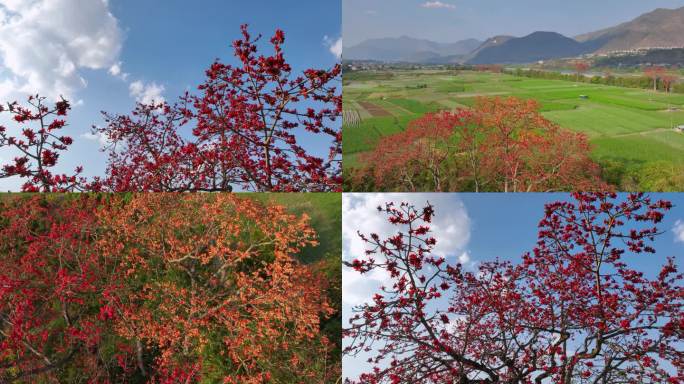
[344,193,683,383]
[0,194,341,383]
[0,26,342,192]
[346,97,603,192]
[508,66,683,93]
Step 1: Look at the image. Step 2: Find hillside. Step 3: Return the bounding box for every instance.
[576,6,684,52]
[464,35,514,61]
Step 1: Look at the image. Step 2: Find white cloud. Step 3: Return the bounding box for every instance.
[80,131,110,147]
[129,80,165,104]
[0,0,123,100]
[421,1,456,10]
[108,61,129,81]
[323,35,342,59]
[342,193,471,307]
[108,62,121,76]
[673,220,684,243]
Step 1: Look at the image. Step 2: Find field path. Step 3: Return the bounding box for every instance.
[612,128,675,138]
[454,91,509,98]
[380,101,415,115]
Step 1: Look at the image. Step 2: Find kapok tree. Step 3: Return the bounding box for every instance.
[644,66,667,92]
[0,96,98,192]
[574,61,590,82]
[355,109,471,191]
[0,195,116,382]
[344,193,683,384]
[96,25,342,192]
[661,73,678,94]
[96,194,336,383]
[356,97,603,192]
[462,97,603,192]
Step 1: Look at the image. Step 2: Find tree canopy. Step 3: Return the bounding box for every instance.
[344,193,683,383]
[0,26,341,192]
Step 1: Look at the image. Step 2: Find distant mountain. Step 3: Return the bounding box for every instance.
[463,35,514,62]
[575,6,684,52]
[467,32,592,64]
[467,36,514,56]
[344,36,481,62]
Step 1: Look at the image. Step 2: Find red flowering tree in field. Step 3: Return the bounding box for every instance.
[644,66,667,92]
[662,73,678,94]
[344,193,683,383]
[96,194,336,383]
[355,97,602,192]
[0,196,115,382]
[355,109,471,191]
[0,26,341,192]
[0,96,99,192]
[464,97,602,192]
[574,61,590,82]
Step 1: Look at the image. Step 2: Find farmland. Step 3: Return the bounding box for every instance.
[343,70,684,188]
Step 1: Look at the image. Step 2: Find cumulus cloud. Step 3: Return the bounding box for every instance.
[108,62,121,76]
[0,0,123,100]
[673,220,684,243]
[342,193,471,307]
[421,1,456,9]
[458,251,471,265]
[129,80,165,104]
[323,35,342,59]
[80,131,110,147]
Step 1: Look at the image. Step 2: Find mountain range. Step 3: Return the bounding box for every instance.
[344,6,684,64]
[344,36,481,63]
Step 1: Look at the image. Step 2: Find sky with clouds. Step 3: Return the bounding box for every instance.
[0,0,341,191]
[342,192,684,380]
[343,0,684,46]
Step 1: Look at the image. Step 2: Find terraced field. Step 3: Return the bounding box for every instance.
[343,70,684,172]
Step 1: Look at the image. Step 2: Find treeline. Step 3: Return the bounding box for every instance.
[506,68,684,93]
[0,194,341,383]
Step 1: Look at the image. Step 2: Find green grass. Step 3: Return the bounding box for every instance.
[343,115,414,156]
[343,70,684,180]
[386,98,441,114]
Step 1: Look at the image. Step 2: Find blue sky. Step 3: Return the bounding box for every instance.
[342,193,684,380]
[343,0,684,46]
[0,0,341,190]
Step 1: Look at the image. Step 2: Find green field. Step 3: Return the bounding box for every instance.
[343,70,684,174]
